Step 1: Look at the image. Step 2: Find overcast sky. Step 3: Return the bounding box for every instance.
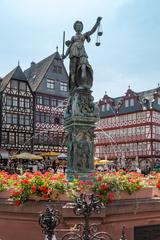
[0,0,160,101]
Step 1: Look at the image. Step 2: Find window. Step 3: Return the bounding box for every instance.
[101,105,105,112]
[25,116,30,125]
[51,99,57,107]
[25,98,30,108]
[9,132,15,144]
[11,80,18,89]
[35,113,40,122]
[60,82,68,92]
[43,133,48,144]
[12,97,18,106]
[13,114,18,124]
[57,100,63,107]
[19,133,24,144]
[25,134,31,142]
[40,113,45,123]
[44,97,50,106]
[47,79,55,89]
[19,115,25,125]
[158,97,160,105]
[19,82,26,91]
[6,96,12,106]
[125,99,129,107]
[45,114,50,123]
[19,98,24,108]
[130,98,134,106]
[106,103,110,111]
[36,96,43,105]
[6,113,12,124]
[1,132,8,144]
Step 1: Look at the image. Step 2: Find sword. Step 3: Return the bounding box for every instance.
[62,31,65,59]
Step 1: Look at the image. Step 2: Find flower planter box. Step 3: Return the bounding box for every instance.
[28,194,47,201]
[50,192,70,201]
[114,187,160,200]
[0,190,11,199]
[28,192,70,202]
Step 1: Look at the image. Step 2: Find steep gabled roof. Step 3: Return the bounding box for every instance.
[24,52,61,92]
[138,88,157,99]
[0,65,27,92]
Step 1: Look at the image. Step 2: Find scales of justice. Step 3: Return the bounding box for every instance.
[62,17,103,179]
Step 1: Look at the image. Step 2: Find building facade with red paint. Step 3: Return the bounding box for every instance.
[95,87,160,170]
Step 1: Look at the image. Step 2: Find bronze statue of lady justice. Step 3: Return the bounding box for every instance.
[62,17,102,92]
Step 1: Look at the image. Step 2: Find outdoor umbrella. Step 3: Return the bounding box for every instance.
[58,153,67,160]
[11,152,43,160]
[40,151,59,157]
[94,159,113,165]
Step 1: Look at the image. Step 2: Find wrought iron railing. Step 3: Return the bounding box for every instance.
[39,194,128,240]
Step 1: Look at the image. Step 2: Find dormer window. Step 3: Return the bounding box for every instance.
[158,97,160,105]
[125,99,134,107]
[106,103,110,111]
[125,99,129,107]
[101,105,105,112]
[130,98,134,106]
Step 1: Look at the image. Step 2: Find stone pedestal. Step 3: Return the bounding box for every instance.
[64,88,98,179]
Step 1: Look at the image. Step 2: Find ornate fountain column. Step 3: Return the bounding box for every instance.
[63,17,102,179]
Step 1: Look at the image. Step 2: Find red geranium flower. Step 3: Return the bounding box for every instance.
[31,185,36,193]
[15,200,21,206]
[157,183,160,189]
[100,184,108,191]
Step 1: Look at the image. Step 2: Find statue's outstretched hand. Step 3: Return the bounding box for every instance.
[97,17,102,23]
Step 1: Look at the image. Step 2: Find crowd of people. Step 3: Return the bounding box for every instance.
[0,158,67,174]
[0,157,158,176]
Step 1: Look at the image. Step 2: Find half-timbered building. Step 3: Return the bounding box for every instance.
[0,66,34,155]
[95,87,160,170]
[24,51,69,152]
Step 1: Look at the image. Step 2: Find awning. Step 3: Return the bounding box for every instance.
[0,151,10,159]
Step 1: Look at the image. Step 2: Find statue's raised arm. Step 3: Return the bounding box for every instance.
[83,17,102,40]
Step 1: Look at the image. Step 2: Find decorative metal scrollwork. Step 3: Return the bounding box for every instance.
[120,226,127,240]
[62,194,112,240]
[39,196,127,240]
[74,193,102,217]
[39,206,61,240]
